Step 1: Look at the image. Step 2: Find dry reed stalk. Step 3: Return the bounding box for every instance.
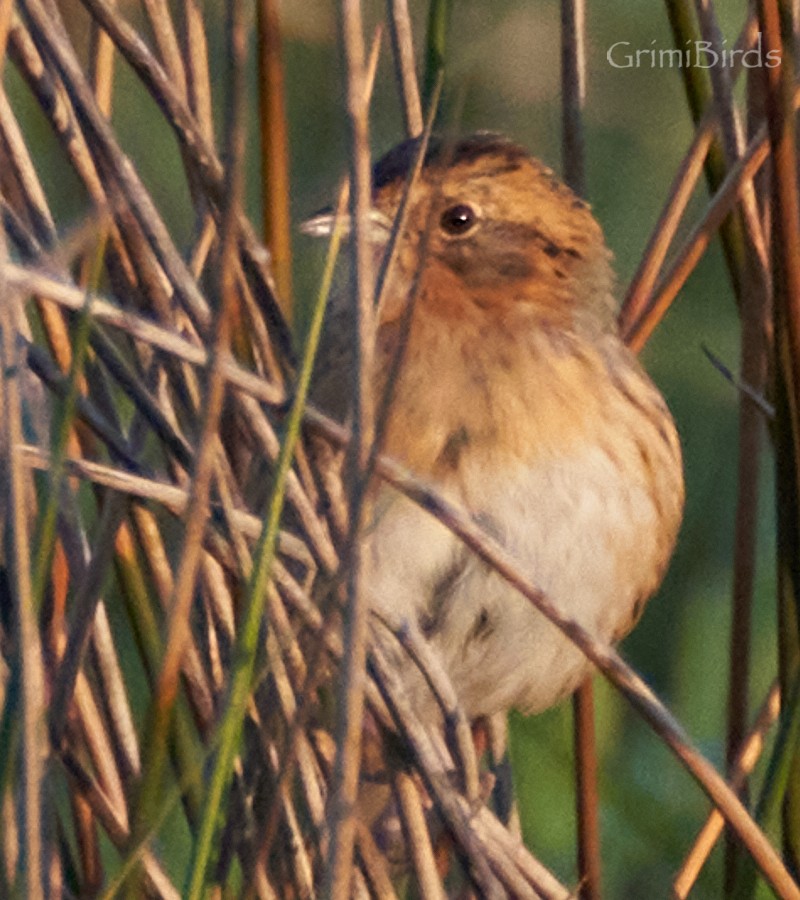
[757,0,800,881]
[674,681,781,897]
[387,0,422,138]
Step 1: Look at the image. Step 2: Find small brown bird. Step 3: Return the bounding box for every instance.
[306,132,684,720]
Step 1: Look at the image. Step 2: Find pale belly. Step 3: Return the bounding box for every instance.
[365,442,673,719]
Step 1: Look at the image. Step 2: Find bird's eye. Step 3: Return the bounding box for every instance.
[440,203,477,236]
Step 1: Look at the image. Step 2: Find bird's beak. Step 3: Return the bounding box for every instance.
[300,207,393,243]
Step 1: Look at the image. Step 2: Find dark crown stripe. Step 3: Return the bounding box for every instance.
[372,132,530,191]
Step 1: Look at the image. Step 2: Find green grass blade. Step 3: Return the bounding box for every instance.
[184,206,345,900]
[422,0,450,109]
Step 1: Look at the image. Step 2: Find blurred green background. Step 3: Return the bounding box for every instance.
[7,0,778,895]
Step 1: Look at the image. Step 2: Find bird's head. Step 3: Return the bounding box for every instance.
[303,132,617,334]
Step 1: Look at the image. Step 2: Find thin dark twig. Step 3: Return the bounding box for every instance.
[701,343,774,418]
[664,0,753,307]
[367,76,441,482]
[48,493,131,750]
[757,9,800,465]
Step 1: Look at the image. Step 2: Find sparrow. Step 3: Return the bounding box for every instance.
[305,132,684,720]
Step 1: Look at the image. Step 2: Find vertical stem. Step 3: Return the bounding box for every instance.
[726,303,768,893]
[689,1,772,889]
[562,1,601,896]
[0,247,45,898]
[723,59,772,877]
[88,0,116,118]
[573,684,602,900]
[757,0,800,879]
[387,0,423,137]
[257,0,293,314]
[561,0,586,197]
[323,2,375,898]
[0,0,12,65]
[422,0,450,109]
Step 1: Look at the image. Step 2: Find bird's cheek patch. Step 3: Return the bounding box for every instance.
[441,242,535,287]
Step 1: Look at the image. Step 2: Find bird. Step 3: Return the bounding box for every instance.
[304,132,684,722]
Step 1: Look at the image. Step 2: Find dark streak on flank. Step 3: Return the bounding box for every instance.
[469,607,495,642]
[634,436,665,524]
[420,553,469,637]
[608,365,675,454]
[437,425,471,470]
[615,591,648,640]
